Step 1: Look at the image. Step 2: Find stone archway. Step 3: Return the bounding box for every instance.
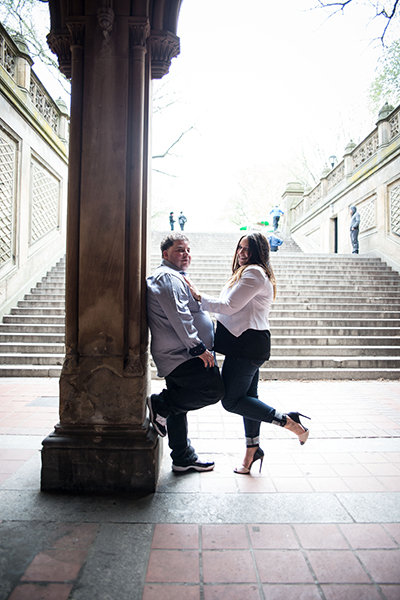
[41,0,182,493]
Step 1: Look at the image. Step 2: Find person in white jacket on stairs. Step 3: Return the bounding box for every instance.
[185,232,311,474]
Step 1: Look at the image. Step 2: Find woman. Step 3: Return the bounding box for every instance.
[186,232,310,474]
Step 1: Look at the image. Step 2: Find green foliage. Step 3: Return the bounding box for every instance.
[369,40,400,111]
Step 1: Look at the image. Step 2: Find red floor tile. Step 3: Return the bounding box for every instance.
[357,549,400,583]
[273,477,314,492]
[203,583,261,599]
[340,524,398,549]
[254,549,314,583]
[383,523,400,545]
[8,583,73,600]
[294,524,349,549]
[202,550,257,583]
[142,584,200,600]
[321,583,382,599]
[249,524,299,549]
[380,584,400,599]
[202,524,248,549]
[145,550,199,583]
[151,524,199,549]
[262,584,322,599]
[306,550,370,584]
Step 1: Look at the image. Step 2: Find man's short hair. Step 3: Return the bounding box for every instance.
[160,233,189,254]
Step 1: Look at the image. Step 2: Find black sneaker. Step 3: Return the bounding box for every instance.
[147,394,167,437]
[172,460,215,473]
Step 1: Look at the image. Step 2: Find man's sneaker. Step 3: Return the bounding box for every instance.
[172,460,215,473]
[147,394,167,437]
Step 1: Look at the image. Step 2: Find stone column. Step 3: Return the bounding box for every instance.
[377,102,394,147]
[41,3,172,493]
[281,182,304,233]
[12,34,33,91]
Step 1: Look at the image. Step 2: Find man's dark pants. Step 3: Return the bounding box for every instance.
[350,227,359,253]
[158,358,224,465]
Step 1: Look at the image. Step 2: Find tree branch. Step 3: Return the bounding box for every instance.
[152,126,194,160]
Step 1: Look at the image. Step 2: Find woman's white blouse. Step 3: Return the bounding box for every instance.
[200,265,273,337]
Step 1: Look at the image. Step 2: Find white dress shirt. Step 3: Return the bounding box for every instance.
[200,265,273,337]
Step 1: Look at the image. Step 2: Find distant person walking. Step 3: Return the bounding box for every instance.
[349,206,360,254]
[178,211,187,231]
[268,234,283,252]
[270,206,284,231]
[169,211,175,231]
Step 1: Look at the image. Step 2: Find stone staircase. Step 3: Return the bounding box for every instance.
[0,257,65,376]
[1,232,400,379]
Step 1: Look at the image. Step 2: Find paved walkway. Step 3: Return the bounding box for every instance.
[0,378,400,600]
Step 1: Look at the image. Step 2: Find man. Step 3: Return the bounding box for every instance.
[146,233,224,472]
[268,234,283,252]
[178,211,187,231]
[269,205,284,231]
[350,206,360,254]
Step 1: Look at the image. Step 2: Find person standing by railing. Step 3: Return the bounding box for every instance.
[350,206,361,254]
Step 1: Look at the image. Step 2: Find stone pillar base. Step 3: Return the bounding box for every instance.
[41,425,161,494]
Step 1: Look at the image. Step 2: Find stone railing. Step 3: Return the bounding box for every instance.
[29,71,60,134]
[0,25,16,78]
[352,130,379,170]
[287,102,400,224]
[0,23,68,140]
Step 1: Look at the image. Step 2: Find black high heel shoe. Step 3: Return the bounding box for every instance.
[286,412,311,445]
[234,446,265,475]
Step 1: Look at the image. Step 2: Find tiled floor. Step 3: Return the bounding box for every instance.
[0,378,400,600]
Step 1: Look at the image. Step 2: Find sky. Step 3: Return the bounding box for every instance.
[12,1,398,232]
[151,0,399,231]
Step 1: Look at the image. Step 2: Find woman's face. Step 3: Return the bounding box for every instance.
[237,237,251,266]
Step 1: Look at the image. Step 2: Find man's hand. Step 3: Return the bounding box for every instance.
[198,349,215,368]
[183,276,202,302]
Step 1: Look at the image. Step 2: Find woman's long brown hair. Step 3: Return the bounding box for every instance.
[228,232,277,300]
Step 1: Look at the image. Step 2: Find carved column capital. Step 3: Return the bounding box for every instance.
[47,30,72,78]
[149,30,180,79]
[129,18,151,50]
[67,21,85,47]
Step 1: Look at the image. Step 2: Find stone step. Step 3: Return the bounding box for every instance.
[0,324,65,333]
[9,308,65,315]
[0,343,64,353]
[0,365,62,377]
[150,365,400,381]
[17,299,65,307]
[258,368,400,380]
[272,336,400,346]
[0,332,65,342]
[272,312,400,320]
[272,301,400,308]
[0,353,64,365]
[269,318,400,327]
[269,345,400,356]
[269,326,400,336]
[237,356,400,368]
[3,315,65,324]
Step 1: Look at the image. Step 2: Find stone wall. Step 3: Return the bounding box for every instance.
[283,103,400,273]
[0,23,69,318]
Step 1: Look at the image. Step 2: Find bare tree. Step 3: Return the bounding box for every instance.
[0,0,70,93]
[315,0,399,43]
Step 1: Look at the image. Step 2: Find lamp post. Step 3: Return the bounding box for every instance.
[329,155,337,169]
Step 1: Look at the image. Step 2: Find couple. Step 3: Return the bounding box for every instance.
[146,232,310,474]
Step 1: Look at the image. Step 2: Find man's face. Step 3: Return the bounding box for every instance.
[163,240,191,271]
